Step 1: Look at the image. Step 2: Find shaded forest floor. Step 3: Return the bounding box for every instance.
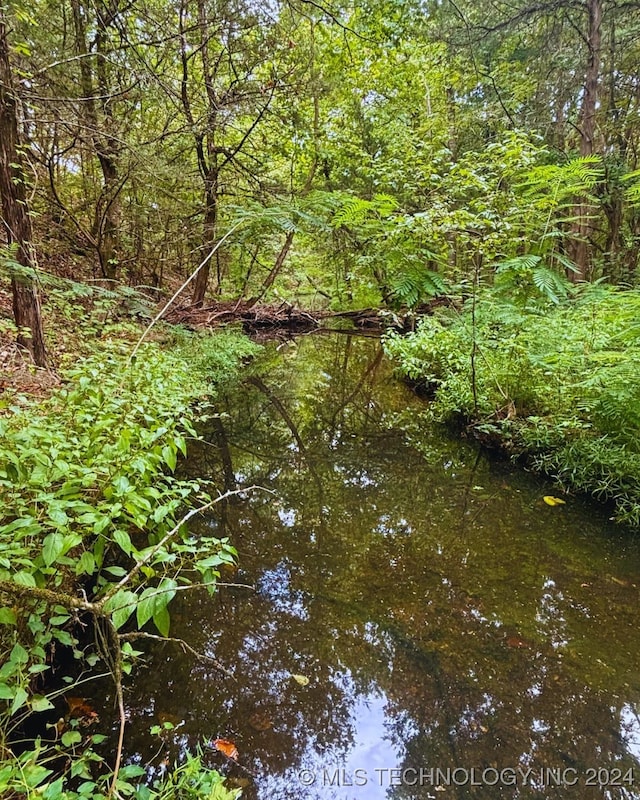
[0,288,60,400]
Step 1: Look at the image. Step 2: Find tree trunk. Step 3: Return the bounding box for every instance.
[0,12,47,367]
[247,230,295,307]
[192,171,218,306]
[571,0,603,281]
[71,0,121,279]
[189,0,218,308]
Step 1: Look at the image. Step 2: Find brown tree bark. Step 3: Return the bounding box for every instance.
[0,11,47,367]
[571,0,603,281]
[191,167,220,307]
[71,0,122,279]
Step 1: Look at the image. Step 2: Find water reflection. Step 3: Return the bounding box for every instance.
[102,333,640,799]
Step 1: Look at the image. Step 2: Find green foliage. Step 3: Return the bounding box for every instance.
[331,193,399,228]
[0,327,255,633]
[0,744,240,799]
[144,750,241,800]
[390,265,448,309]
[0,329,258,796]
[385,286,640,524]
[494,256,572,306]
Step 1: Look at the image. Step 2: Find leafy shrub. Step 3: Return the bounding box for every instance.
[385,285,640,524]
[0,329,258,796]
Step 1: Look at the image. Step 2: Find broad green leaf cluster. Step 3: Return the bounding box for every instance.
[0,329,257,797]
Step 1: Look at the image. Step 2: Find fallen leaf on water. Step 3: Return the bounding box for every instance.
[506,635,531,649]
[543,495,566,506]
[65,696,99,725]
[66,697,93,716]
[212,738,239,760]
[248,711,273,731]
[291,674,309,686]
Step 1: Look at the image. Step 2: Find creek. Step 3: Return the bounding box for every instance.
[93,332,640,799]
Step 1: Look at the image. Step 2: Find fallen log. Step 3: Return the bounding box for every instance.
[163,296,460,332]
[165,300,321,331]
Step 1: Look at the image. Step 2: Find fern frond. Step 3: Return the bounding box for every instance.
[531,267,570,304]
[495,254,542,274]
[391,267,448,308]
[332,196,376,227]
[551,252,579,275]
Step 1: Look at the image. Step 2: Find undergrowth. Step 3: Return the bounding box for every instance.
[384,284,640,525]
[0,327,257,798]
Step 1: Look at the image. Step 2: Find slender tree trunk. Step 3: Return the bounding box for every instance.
[95,5,121,279]
[446,86,458,161]
[248,230,295,307]
[571,0,603,281]
[580,0,602,157]
[190,0,218,307]
[192,170,218,306]
[71,0,121,279]
[0,12,47,367]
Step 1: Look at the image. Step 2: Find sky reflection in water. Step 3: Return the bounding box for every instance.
[102,333,640,800]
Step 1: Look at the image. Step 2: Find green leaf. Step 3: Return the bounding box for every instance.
[158,577,177,604]
[136,578,176,630]
[63,533,83,551]
[119,764,147,779]
[0,608,16,625]
[31,695,55,712]
[76,550,96,576]
[61,730,83,746]
[153,604,170,637]
[93,514,111,534]
[162,444,177,471]
[10,687,28,715]
[48,507,69,527]
[0,683,14,699]
[113,475,131,495]
[43,532,65,566]
[136,589,157,629]
[103,565,127,577]
[0,517,41,535]
[153,505,170,523]
[10,642,28,664]
[196,555,224,569]
[42,778,65,800]
[53,629,75,646]
[13,571,36,587]
[113,529,133,555]
[104,589,138,630]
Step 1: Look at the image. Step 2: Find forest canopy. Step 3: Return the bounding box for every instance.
[1,0,639,345]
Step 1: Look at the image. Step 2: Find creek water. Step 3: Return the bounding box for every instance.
[98,332,640,799]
